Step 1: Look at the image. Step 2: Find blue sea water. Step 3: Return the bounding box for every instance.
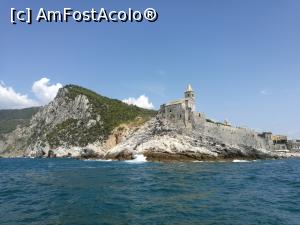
[0,158,300,225]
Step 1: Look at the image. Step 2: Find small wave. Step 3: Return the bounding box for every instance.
[125,154,147,163]
[84,159,112,162]
[232,159,250,163]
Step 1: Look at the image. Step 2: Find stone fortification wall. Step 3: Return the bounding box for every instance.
[186,112,274,150]
[202,121,269,149]
[158,111,275,151]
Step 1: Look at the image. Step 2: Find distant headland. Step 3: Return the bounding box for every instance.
[159,84,300,153]
[0,84,299,161]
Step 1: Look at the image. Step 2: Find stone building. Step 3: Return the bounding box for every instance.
[272,135,288,144]
[259,132,274,146]
[159,85,201,126]
[259,132,288,150]
[271,135,288,150]
[287,140,300,151]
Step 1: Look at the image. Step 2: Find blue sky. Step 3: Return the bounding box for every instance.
[1,0,300,138]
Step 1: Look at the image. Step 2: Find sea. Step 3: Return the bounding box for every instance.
[0,157,300,225]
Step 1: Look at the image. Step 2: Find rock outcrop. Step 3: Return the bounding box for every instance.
[105,117,280,161]
[0,85,155,158]
[0,84,294,161]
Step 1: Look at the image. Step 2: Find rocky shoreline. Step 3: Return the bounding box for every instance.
[1,85,298,162]
[1,116,299,162]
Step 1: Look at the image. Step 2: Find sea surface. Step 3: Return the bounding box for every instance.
[0,158,300,225]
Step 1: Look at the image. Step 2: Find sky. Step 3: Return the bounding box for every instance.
[1,0,300,139]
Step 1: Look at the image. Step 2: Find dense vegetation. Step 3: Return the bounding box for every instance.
[0,107,40,134]
[46,85,157,147]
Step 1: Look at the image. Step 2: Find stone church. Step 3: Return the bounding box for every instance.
[159,85,203,126]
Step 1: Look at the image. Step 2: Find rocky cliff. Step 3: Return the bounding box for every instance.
[0,85,155,158]
[0,85,294,161]
[104,117,282,161]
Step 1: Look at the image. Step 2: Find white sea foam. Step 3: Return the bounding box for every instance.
[125,154,147,163]
[232,159,250,163]
[84,159,112,162]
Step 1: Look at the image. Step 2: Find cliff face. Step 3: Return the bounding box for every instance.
[0,85,291,161]
[0,85,156,158]
[104,117,280,161]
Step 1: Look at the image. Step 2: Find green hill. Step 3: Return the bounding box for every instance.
[0,85,157,154]
[0,107,40,134]
[45,85,157,147]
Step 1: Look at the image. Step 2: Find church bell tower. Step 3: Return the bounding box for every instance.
[184,84,196,112]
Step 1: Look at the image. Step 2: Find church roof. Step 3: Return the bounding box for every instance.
[165,99,184,106]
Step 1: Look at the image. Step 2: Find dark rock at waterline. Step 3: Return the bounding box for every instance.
[144,151,216,162]
[109,149,134,161]
[47,150,56,158]
[80,148,100,159]
[143,150,277,162]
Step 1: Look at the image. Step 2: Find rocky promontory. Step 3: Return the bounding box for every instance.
[0,85,297,161]
[104,116,282,161]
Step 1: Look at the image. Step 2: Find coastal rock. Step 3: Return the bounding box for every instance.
[79,148,100,159]
[105,117,280,161]
[0,85,155,158]
[47,150,56,158]
[0,84,295,161]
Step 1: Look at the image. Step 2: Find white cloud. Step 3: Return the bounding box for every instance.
[123,95,154,109]
[0,77,62,109]
[0,82,38,109]
[32,77,62,105]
